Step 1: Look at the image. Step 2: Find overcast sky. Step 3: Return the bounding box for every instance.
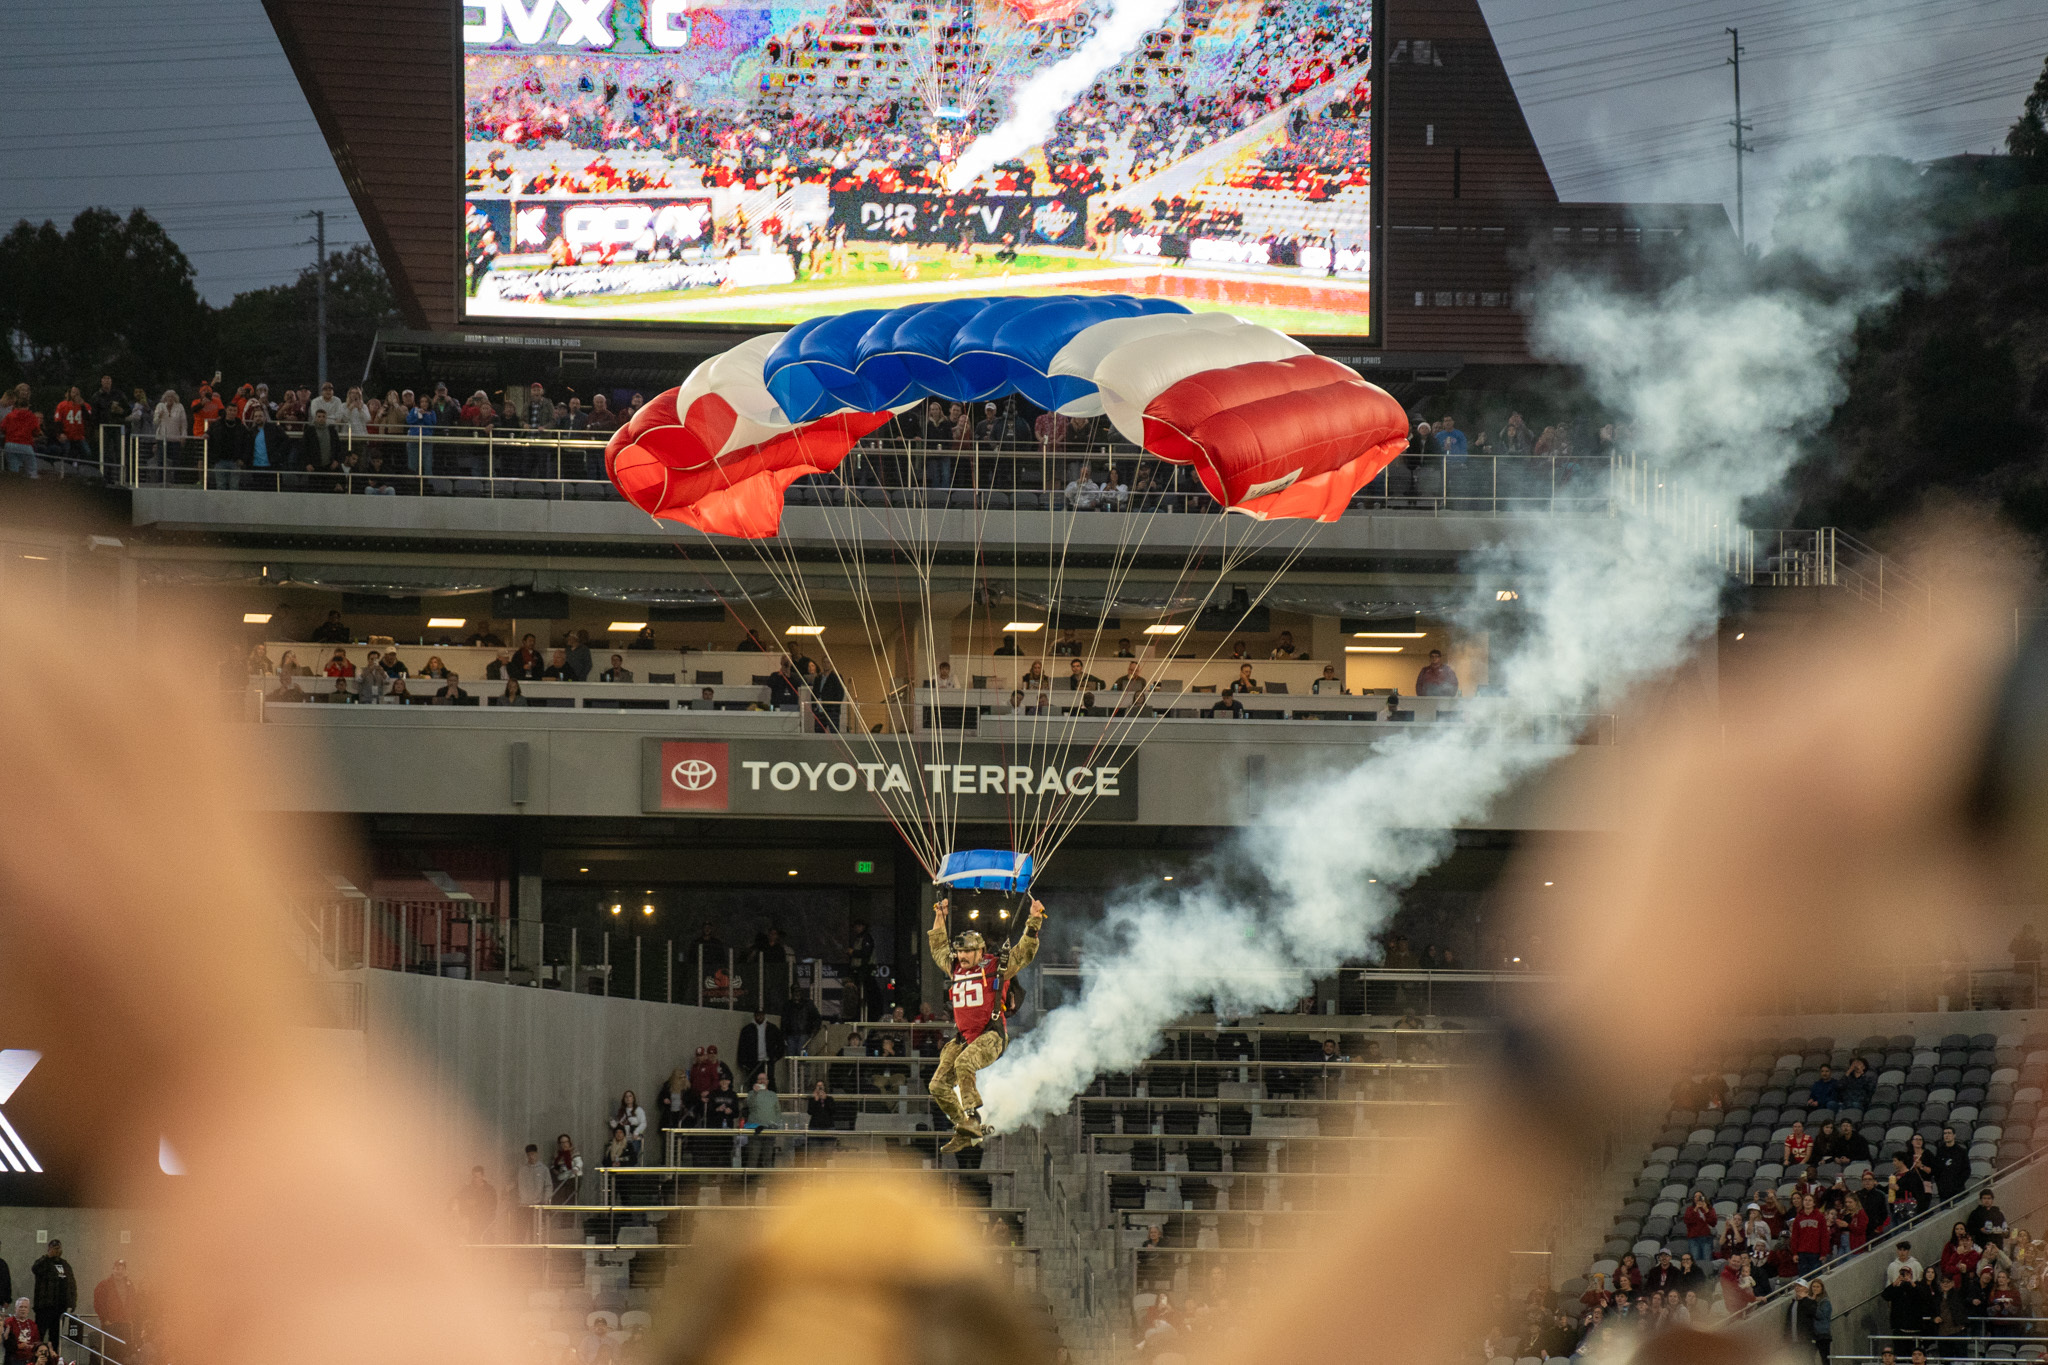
[3,0,2043,302]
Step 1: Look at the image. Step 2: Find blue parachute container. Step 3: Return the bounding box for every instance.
[934,849,1034,893]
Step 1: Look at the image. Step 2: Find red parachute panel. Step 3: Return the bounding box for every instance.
[1138,356,1410,522]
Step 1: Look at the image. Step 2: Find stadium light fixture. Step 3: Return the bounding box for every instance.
[19,554,48,562]
[787,869,799,876]
[1345,646,1403,653]
[785,624,826,636]
[1003,621,1044,633]
[428,616,466,629]
[609,620,646,632]
[242,612,273,625]
[642,903,655,916]
[609,903,623,916]
[1735,632,1746,640]
[578,867,589,873]
[1496,590,1519,601]
[1352,630,1425,638]
[1143,624,1185,636]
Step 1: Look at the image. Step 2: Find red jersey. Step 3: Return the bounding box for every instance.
[948,956,1003,1042]
[1789,1211,1828,1255]
[1784,1133,1813,1165]
[55,399,88,441]
[4,1316,39,1357]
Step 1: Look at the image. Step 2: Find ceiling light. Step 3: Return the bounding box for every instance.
[785,624,826,636]
[1496,590,1519,601]
[609,621,646,632]
[642,904,655,916]
[427,616,466,629]
[20,554,49,562]
[1345,646,1403,653]
[578,867,589,873]
[1368,878,1377,883]
[1143,624,1185,635]
[609,904,622,916]
[1735,632,1745,640]
[968,908,980,919]
[242,612,273,624]
[787,869,799,876]
[1543,881,1553,887]
[1003,621,1044,633]
[1163,875,1174,882]
[1352,631,1425,639]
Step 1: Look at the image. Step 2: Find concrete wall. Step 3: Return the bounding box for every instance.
[361,971,748,1186]
[248,705,1624,831]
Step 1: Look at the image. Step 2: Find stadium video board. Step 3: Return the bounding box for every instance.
[460,0,1375,335]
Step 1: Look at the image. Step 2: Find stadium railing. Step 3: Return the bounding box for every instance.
[56,1314,121,1365]
[101,423,1625,519]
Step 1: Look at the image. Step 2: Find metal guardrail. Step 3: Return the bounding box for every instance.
[100,422,1625,518]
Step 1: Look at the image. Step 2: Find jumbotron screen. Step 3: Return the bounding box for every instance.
[460,0,1373,333]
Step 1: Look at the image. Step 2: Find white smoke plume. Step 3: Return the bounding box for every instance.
[945,0,1177,191]
[978,161,1931,1131]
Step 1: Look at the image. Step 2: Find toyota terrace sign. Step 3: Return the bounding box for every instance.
[644,739,1139,820]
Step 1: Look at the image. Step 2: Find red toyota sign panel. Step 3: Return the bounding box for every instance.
[658,740,730,811]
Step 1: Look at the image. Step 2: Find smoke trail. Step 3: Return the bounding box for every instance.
[978,161,1931,1131]
[945,0,1177,191]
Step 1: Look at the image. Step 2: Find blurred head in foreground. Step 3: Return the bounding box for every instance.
[654,1175,1049,1365]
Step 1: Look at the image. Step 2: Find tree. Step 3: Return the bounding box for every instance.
[2009,53,2048,161]
[0,208,210,389]
[210,243,398,387]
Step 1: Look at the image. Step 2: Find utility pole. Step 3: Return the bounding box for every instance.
[1726,27,1755,250]
[302,209,328,387]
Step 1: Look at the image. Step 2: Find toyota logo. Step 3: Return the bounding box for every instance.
[670,758,718,791]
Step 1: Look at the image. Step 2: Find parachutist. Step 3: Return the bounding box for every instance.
[929,895,1045,1151]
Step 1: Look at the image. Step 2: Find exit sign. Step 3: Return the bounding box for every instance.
[855,860,875,874]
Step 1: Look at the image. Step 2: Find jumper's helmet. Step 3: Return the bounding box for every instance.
[952,930,987,954]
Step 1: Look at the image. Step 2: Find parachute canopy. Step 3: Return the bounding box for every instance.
[936,849,1035,893]
[606,295,1409,536]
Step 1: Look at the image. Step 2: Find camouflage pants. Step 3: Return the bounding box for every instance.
[929,1031,1005,1128]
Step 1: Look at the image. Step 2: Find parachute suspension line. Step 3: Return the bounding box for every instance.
[1026,519,1323,866]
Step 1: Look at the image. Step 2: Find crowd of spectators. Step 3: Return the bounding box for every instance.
[0,1241,166,1365]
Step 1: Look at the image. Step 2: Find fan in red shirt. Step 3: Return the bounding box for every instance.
[54,386,91,454]
[2,1302,39,1360]
[324,650,357,679]
[1,400,41,448]
[1783,1120,1814,1167]
[1788,1194,1830,1271]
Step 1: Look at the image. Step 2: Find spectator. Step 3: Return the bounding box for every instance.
[1931,1127,1971,1203]
[1269,630,1297,659]
[28,1242,71,1346]
[1807,1063,1841,1110]
[704,1074,742,1128]
[309,609,351,644]
[1414,649,1460,697]
[269,677,309,705]
[1789,1195,1828,1273]
[629,626,657,651]
[807,1079,840,1133]
[695,686,717,711]
[1229,663,1261,695]
[657,1067,695,1131]
[1230,641,1249,659]
[90,1261,134,1348]
[743,1073,781,1131]
[1840,1056,1876,1110]
[1208,694,1244,719]
[496,680,528,706]
[1053,629,1081,658]
[455,1164,498,1239]
[86,374,124,431]
[358,653,390,704]
[466,621,506,647]
[1821,1119,1871,1168]
[539,649,572,681]
[1889,1241,1925,1283]
[1720,1251,1758,1313]
[508,634,543,678]
[247,644,276,676]
[1063,659,1104,691]
[1498,411,1532,454]
[934,662,959,689]
[2,385,41,478]
[737,1010,783,1083]
[1642,1250,1680,1294]
[1433,415,1467,455]
[485,652,512,681]
[689,1045,732,1099]
[1021,661,1049,690]
[548,1134,582,1201]
[513,1142,549,1213]
[309,381,346,428]
[150,388,187,472]
[1064,462,1104,510]
[1312,663,1347,695]
[1940,1224,1981,1282]
[1006,689,1027,714]
[613,1089,647,1164]
[993,633,1021,656]
[431,673,469,705]
[600,654,634,682]
[1112,661,1146,692]
[419,655,449,680]
[1682,1190,1718,1266]
[1966,1189,2010,1248]
[3,1299,36,1363]
[1785,1120,1814,1167]
[565,629,593,681]
[53,386,90,467]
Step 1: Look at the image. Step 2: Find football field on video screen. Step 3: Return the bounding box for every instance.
[461,0,1373,333]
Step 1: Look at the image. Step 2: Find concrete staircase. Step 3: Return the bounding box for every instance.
[996,1122,1131,1365]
